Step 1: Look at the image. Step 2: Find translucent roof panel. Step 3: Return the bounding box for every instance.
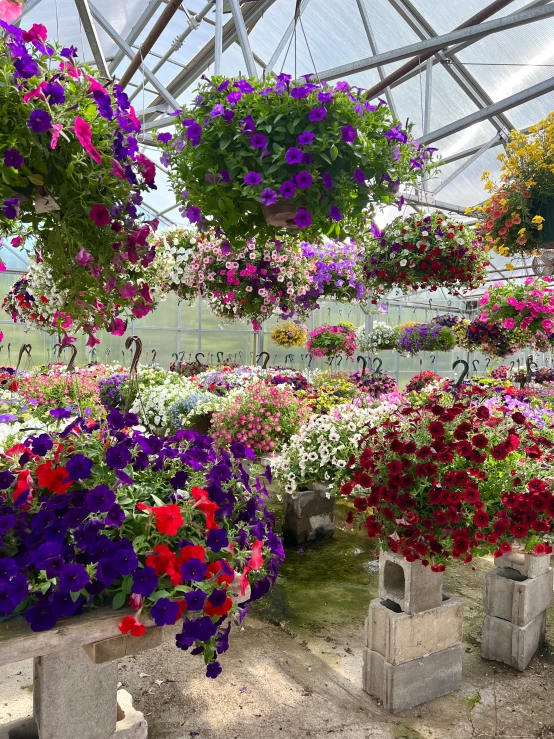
[14,0,554,271]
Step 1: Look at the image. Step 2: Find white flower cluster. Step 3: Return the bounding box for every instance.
[273,401,394,496]
[130,374,197,431]
[160,229,196,290]
[356,322,397,353]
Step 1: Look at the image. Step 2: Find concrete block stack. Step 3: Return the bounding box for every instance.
[481,550,552,671]
[282,482,335,545]
[362,551,463,713]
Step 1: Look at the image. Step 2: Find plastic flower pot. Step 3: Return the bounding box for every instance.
[535,199,554,246]
[261,202,300,230]
[188,412,213,435]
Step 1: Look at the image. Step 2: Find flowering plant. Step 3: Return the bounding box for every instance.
[356,321,398,353]
[451,318,472,350]
[211,383,309,456]
[395,322,456,356]
[0,412,283,676]
[99,373,129,411]
[0,23,159,339]
[490,365,511,380]
[159,74,433,241]
[270,320,307,347]
[301,238,366,302]
[164,227,317,327]
[351,369,398,397]
[0,1,23,22]
[405,370,443,394]
[465,319,517,358]
[479,277,554,352]
[274,401,396,495]
[365,212,487,294]
[297,370,357,414]
[306,321,357,362]
[533,367,554,384]
[469,114,554,256]
[340,386,554,567]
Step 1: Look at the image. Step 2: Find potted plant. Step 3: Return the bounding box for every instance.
[340,386,554,568]
[395,322,456,356]
[0,22,160,339]
[270,320,307,348]
[0,410,283,677]
[356,322,398,353]
[301,238,367,303]
[158,74,434,242]
[365,212,488,294]
[470,113,554,256]
[306,322,357,363]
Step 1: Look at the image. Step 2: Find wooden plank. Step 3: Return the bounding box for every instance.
[0,608,154,667]
[83,626,163,664]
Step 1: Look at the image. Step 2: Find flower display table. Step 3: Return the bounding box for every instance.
[0,608,161,739]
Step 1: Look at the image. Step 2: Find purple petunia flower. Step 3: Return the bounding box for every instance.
[285,147,303,165]
[86,485,116,513]
[206,661,222,678]
[250,133,267,149]
[329,205,342,221]
[181,557,208,582]
[185,205,201,222]
[295,170,313,189]
[185,122,202,140]
[217,169,230,182]
[157,132,172,143]
[185,589,207,611]
[44,81,65,105]
[341,124,357,143]
[382,125,408,143]
[132,566,158,597]
[260,187,277,206]
[206,528,229,552]
[28,109,52,133]
[14,54,38,79]
[297,131,315,146]
[151,598,180,627]
[4,196,20,218]
[105,443,132,470]
[322,172,333,190]
[291,86,308,98]
[58,563,89,593]
[226,91,242,105]
[302,153,313,164]
[294,208,312,228]
[210,103,225,118]
[353,167,366,185]
[3,148,23,170]
[309,107,327,122]
[279,180,296,198]
[244,171,262,186]
[234,80,255,93]
[66,453,93,481]
[317,91,333,104]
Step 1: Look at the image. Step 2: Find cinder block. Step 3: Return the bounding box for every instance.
[33,646,118,739]
[366,597,462,665]
[83,626,163,664]
[362,644,462,713]
[483,567,553,627]
[481,611,546,671]
[282,510,334,545]
[494,549,551,579]
[378,550,443,614]
[112,690,148,739]
[283,487,335,519]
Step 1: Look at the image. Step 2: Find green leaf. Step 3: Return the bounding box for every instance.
[28,174,44,186]
[70,590,81,602]
[151,589,170,602]
[319,152,332,165]
[330,145,338,161]
[219,136,232,151]
[121,575,133,595]
[112,591,126,610]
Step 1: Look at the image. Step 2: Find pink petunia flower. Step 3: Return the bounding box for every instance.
[503,318,515,329]
[73,117,102,163]
[50,123,63,150]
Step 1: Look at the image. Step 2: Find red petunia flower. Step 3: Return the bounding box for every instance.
[118,615,146,637]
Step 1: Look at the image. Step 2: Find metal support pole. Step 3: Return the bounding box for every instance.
[433,134,500,194]
[89,3,181,110]
[74,0,110,78]
[119,0,183,89]
[214,0,224,76]
[355,0,398,116]
[423,57,433,136]
[314,2,554,84]
[109,0,163,74]
[150,2,213,74]
[228,0,258,78]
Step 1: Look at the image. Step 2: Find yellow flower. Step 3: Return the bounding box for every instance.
[538,225,543,231]
[505,263,514,270]
[531,215,545,224]
[525,179,536,187]
[480,171,491,180]
[518,228,526,236]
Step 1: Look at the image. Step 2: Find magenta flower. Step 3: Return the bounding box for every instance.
[89,204,111,227]
[75,248,92,266]
[309,107,327,122]
[341,125,357,143]
[279,181,296,198]
[260,188,277,206]
[294,208,312,228]
[250,133,267,149]
[295,170,313,189]
[74,117,102,163]
[3,148,23,170]
[244,172,262,186]
[285,147,303,165]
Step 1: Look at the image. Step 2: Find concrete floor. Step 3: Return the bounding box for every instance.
[2,549,554,739]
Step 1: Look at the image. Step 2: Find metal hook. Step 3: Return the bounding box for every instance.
[217,351,224,363]
[357,355,367,377]
[195,352,205,364]
[151,349,157,365]
[125,336,142,377]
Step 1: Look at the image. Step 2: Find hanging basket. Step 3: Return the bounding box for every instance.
[261,202,300,230]
[534,199,554,248]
